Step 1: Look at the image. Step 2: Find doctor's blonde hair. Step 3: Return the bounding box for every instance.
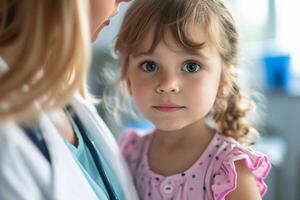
[0,0,91,121]
[115,0,258,145]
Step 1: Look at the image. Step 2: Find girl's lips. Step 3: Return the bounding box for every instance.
[152,105,185,112]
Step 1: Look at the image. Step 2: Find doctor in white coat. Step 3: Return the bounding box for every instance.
[0,0,138,200]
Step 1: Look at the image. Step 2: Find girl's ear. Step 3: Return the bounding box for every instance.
[217,64,230,98]
[217,70,226,98]
[217,85,226,98]
[217,81,231,98]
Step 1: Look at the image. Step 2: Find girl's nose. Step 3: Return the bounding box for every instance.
[156,75,180,94]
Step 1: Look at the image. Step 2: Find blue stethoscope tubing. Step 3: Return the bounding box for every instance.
[71,110,119,200]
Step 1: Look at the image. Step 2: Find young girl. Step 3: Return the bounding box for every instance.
[115,0,271,199]
[0,1,138,200]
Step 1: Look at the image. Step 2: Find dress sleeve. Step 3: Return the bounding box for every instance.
[211,146,271,200]
[119,130,140,158]
[119,129,146,174]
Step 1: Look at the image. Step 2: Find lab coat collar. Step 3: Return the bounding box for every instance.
[69,93,139,200]
[39,111,98,200]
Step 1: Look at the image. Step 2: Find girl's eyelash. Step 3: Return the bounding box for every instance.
[138,60,154,66]
[139,60,151,65]
[184,59,202,66]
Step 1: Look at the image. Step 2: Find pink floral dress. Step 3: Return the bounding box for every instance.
[119,129,271,200]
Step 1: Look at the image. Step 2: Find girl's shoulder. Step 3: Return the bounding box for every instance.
[118,129,153,175]
[119,128,153,158]
[207,133,271,199]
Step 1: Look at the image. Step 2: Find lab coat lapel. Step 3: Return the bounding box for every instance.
[70,95,139,200]
[39,112,98,200]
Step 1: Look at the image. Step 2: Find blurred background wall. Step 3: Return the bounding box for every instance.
[88,1,300,199]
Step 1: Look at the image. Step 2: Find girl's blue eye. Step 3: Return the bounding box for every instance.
[182,62,201,73]
[140,61,159,72]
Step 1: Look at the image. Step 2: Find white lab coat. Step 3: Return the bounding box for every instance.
[0,94,139,200]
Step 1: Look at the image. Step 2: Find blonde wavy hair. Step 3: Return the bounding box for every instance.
[0,0,91,121]
[115,0,258,145]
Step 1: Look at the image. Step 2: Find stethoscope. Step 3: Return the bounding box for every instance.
[66,106,119,200]
[23,107,119,200]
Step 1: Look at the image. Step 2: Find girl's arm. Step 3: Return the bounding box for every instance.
[225,161,262,200]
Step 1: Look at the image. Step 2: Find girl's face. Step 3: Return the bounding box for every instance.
[127,28,223,132]
[89,0,130,42]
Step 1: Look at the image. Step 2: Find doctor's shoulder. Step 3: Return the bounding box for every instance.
[0,122,52,200]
